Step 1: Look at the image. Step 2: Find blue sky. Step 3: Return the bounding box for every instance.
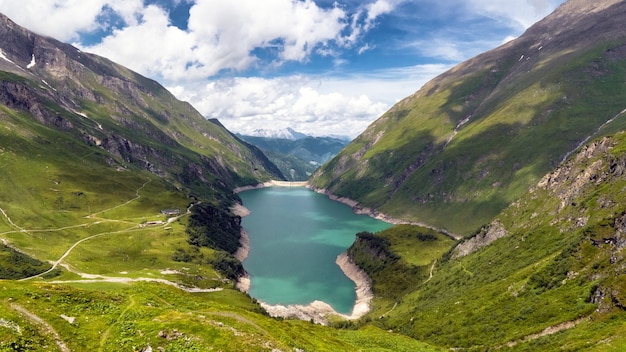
[0,0,565,137]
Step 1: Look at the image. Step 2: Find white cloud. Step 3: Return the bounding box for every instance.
[168,64,450,137]
[81,5,202,81]
[79,0,350,81]
[465,0,562,29]
[169,76,388,137]
[0,0,143,41]
[364,0,395,30]
[358,43,374,55]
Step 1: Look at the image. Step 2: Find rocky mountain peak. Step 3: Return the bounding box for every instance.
[0,13,36,71]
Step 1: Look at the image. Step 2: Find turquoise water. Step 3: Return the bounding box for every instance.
[239,187,391,314]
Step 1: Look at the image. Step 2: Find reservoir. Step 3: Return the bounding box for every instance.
[239,187,391,314]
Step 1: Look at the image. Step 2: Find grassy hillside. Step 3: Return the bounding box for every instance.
[0,281,444,352]
[0,113,441,350]
[347,132,626,350]
[0,168,440,351]
[0,11,444,351]
[238,134,348,181]
[310,0,626,236]
[4,3,626,351]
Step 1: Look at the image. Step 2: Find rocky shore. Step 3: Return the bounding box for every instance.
[335,252,373,319]
[254,252,373,325]
[231,203,252,292]
[230,191,375,325]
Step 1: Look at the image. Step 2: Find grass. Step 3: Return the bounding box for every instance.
[0,89,445,350]
[0,281,444,352]
[347,132,626,350]
[312,40,626,237]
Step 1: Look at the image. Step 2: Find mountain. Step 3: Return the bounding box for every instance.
[310,0,626,236]
[237,132,349,180]
[247,127,308,140]
[4,2,626,351]
[348,131,626,349]
[0,12,453,352]
[0,12,282,201]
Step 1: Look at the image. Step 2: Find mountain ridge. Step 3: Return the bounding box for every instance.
[246,127,309,140]
[0,11,283,196]
[3,2,626,350]
[238,132,348,180]
[310,0,626,235]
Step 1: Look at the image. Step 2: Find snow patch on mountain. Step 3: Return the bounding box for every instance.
[248,127,308,140]
[27,54,35,69]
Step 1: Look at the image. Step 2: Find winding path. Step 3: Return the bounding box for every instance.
[86,179,151,219]
[0,207,26,232]
[3,178,209,294]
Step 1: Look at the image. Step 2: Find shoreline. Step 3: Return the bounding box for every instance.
[307,185,460,240]
[229,181,455,324]
[251,252,373,325]
[233,180,308,194]
[229,192,374,325]
[231,202,252,292]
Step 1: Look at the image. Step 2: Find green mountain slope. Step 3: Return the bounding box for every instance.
[348,132,626,350]
[0,12,444,352]
[0,12,282,200]
[5,2,626,350]
[237,133,349,180]
[310,0,626,235]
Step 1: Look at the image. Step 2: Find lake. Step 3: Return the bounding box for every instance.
[238,186,391,314]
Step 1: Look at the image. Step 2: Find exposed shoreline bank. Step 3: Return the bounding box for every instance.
[231,203,252,292]
[229,187,374,325]
[307,185,460,240]
[248,252,373,325]
[233,180,309,194]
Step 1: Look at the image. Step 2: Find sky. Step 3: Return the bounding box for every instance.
[0,0,565,138]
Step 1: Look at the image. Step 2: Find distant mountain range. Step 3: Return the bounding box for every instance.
[246,127,309,140]
[245,127,351,142]
[237,130,349,180]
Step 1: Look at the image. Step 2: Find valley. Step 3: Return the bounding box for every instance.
[1,0,626,351]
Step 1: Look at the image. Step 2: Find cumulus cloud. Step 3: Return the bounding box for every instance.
[78,0,353,81]
[168,64,450,137]
[363,0,395,30]
[0,0,143,41]
[2,0,384,81]
[169,76,387,137]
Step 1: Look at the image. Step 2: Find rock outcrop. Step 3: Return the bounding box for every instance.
[0,12,283,195]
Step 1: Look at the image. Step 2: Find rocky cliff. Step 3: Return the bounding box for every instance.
[0,12,282,198]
